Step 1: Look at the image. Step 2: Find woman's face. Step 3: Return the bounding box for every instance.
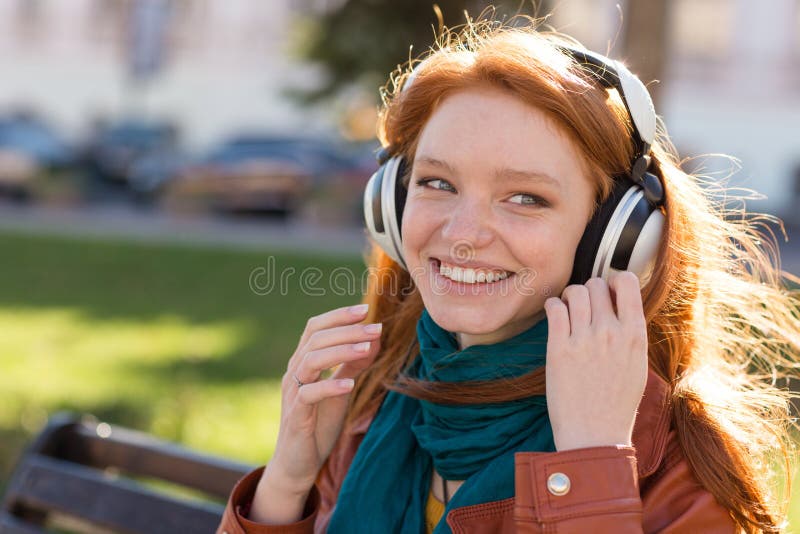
[401,87,596,348]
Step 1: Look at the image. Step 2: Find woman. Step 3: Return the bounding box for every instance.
[217,18,800,534]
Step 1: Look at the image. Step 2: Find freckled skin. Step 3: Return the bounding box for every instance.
[401,87,596,349]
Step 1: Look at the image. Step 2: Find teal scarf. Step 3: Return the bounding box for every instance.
[327,309,555,533]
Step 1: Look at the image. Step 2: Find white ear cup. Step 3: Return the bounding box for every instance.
[624,210,665,286]
[592,187,641,280]
[363,169,380,237]
[363,156,408,270]
[591,186,665,287]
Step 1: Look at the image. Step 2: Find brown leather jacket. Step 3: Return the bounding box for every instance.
[217,369,738,533]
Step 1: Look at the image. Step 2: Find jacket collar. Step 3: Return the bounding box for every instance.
[631,368,671,477]
[347,368,671,479]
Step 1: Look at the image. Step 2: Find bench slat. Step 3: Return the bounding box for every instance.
[66,424,251,499]
[8,454,226,534]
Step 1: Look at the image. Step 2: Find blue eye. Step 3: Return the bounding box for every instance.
[415,177,455,192]
[509,193,549,207]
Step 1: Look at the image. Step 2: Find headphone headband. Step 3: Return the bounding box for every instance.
[562,47,656,154]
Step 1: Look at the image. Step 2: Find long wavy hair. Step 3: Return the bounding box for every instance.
[346,16,800,533]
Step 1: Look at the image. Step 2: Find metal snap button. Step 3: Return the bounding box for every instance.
[547,472,571,496]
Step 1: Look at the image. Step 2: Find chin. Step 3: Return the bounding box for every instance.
[424,304,511,335]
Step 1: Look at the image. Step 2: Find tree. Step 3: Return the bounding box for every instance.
[290,1,548,104]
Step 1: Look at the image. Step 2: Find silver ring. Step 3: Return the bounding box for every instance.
[292,373,304,388]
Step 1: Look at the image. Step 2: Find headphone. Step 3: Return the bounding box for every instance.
[363,46,667,287]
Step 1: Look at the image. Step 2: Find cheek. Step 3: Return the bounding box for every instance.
[513,223,581,290]
[400,201,434,263]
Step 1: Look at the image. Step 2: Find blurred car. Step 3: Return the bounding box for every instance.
[0,114,76,200]
[0,115,75,168]
[219,135,360,185]
[214,135,379,222]
[335,138,380,186]
[83,120,178,183]
[162,140,314,216]
[0,149,37,200]
[127,150,194,203]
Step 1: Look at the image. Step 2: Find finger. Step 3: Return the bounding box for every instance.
[298,303,369,347]
[289,304,371,369]
[333,337,382,379]
[585,277,616,324]
[295,378,355,406]
[295,340,375,384]
[303,321,383,356]
[608,272,645,325]
[560,284,591,334]
[544,298,570,343]
[290,322,382,376]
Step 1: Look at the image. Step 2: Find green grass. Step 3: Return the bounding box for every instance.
[0,229,366,486]
[0,229,797,531]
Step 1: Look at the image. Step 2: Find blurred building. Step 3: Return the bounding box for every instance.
[551,0,800,223]
[0,0,798,221]
[0,0,333,149]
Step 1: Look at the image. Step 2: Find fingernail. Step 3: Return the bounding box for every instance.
[353,341,371,352]
[337,378,355,390]
[349,303,369,315]
[363,323,382,334]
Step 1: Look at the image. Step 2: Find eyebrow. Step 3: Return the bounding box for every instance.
[414,155,562,191]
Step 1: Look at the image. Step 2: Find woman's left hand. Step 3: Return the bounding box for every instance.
[543,272,649,451]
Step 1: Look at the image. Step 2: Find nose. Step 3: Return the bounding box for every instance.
[440,196,495,250]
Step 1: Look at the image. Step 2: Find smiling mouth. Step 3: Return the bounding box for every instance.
[430,257,515,285]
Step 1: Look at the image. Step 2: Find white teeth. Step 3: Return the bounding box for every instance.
[437,260,511,284]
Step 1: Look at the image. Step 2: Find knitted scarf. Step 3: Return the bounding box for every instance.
[328,308,554,533]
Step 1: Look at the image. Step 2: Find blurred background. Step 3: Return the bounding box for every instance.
[0,0,798,529]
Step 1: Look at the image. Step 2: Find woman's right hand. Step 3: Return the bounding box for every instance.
[260,303,382,499]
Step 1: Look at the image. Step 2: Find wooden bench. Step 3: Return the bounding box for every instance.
[1,412,255,534]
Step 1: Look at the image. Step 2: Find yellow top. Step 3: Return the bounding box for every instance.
[425,484,446,534]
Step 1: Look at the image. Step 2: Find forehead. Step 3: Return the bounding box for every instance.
[413,87,589,188]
